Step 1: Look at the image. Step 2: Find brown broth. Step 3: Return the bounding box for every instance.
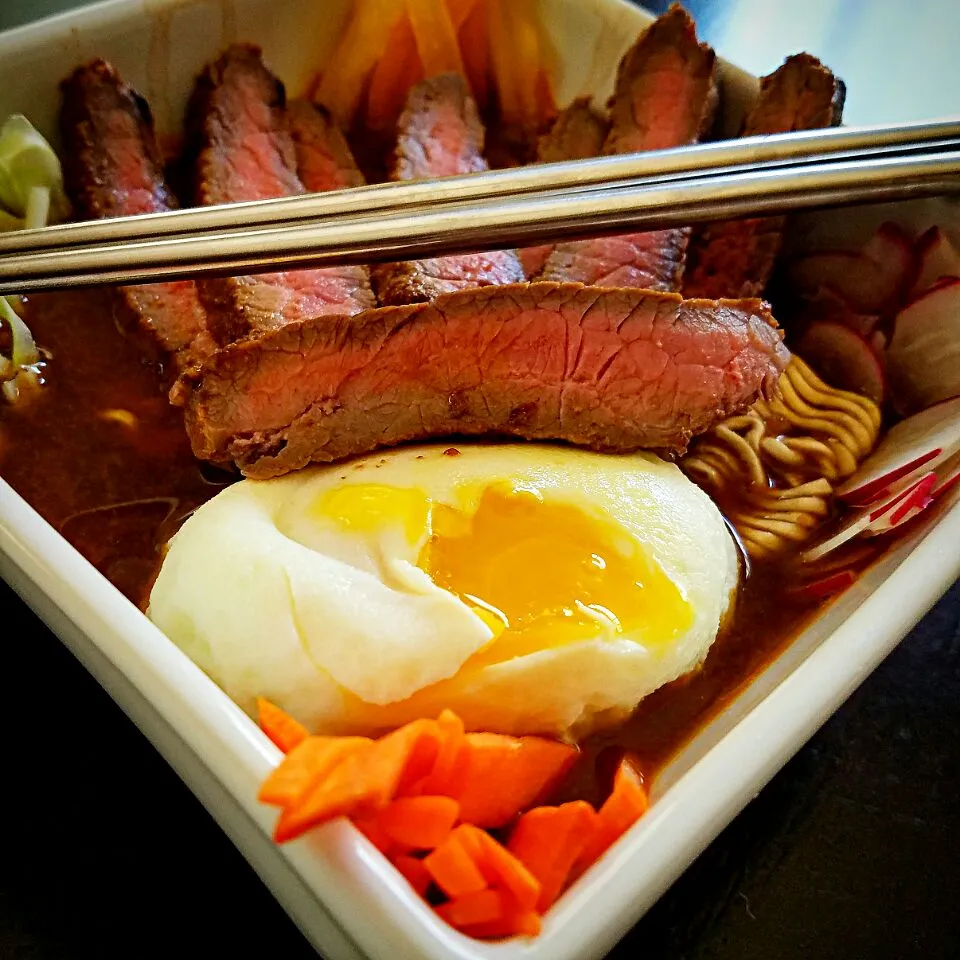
[0,289,852,784]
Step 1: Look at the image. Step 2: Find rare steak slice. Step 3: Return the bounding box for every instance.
[539,6,717,291]
[683,54,845,299]
[60,60,212,373]
[520,97,610,279]
[287,100,366,192]
[181,281,788,479]
[185,45,374,345]
[371,73,524,306]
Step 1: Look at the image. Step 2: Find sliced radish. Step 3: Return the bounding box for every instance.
[802,285,881,337]
[912,226,960,295]
[862,221,918,300]
[803,471,937,562]
[863,471,937,533]
[837,395,960,504]
[887,278,960,414]
[931,449,960,500]
[795,321,886,404]
[790,569,857,600]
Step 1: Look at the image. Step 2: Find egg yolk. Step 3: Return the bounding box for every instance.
[317,482,692,664]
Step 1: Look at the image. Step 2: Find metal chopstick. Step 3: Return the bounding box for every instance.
[0,117,958,256]
[0,149,955,294]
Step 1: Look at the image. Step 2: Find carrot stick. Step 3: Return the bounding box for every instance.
[410,708,466,797]
[445,0,482,28]
[406,0,465,77]
[316,0,406,127]
[454,907,542,939]
[353,810,400,856]
[424,831,488,897]
[256,698,310,754]
[458,0,490,110]
[366,14,422,133]
[257,736,371,808]
[453,732,578,827]
[508,801,598,910]
[436,888,505,928]
[392,853,433,897]
[456,824,541,911]
[576,757,649,872]
[378,795,461,850]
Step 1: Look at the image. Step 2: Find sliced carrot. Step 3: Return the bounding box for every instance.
[457,907,542,940]
[257,736,371,809]
[458,0,490,109]
[445,0,482,28]
[424,831,488,898]
[353,810,400,856]
[392,853,433,897]
[575,757,649,872]
[379,795,461,850]
[508,801,599,911]
[257,698,310,754]
[410,708,466,797]
[453,732,578,828]
[365,14,422,133]
[436,888,505,928]
[406,0,465,78]
[316,0,406,127]
[456,824,540,912]
[383,718,444,799]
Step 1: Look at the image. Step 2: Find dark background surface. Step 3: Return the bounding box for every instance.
[3,1,960,958]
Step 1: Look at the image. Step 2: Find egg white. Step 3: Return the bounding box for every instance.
[148,444,738,737]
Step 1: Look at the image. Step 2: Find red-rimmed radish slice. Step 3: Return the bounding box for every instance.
[887,279,960,414]
[931,449,960,500]
[790,569,857,600]
[803,471,939,562]
[801,285,881,337]
[863,471,937,534]
[795,321,886,404]
[912,226,960,296]
[837,395,960,505]
[788,222,917,314]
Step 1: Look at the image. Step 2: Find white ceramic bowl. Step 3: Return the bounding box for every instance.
[1,2,959,958]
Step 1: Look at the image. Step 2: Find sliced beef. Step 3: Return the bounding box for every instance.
[287,100,365,192]
[520,97,610,279]
[180,281,788,479]
[60,60,212,372]
[371,73,525,306]
[185,45,374,345]
[539,6,717,291]
[684,54,845,299]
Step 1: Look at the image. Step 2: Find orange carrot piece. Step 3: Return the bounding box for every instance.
[316,0,406,127]
[410,709,466,798]
[456,824,541,912]
[424,831,488,898]
[576,758,649,871]
[406,0,465,78]
[436,888,505,928]
[453,732,578,828]
[393,853,433,897]
[446,0,482,28]
[459,0,490,109]
[353,810,400,856]
[508,801,599,911]
[257,698,310,754]
[366,14,422,133]
[257,736,371,809]
[456,908,542,940]
[273,718,441,843]
[379,795,461,850]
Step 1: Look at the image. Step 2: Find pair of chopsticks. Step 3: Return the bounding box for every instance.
[0,117,957,293]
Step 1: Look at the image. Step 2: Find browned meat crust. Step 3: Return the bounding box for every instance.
[371,73,525,305]
[60,60,212,372]
[180,282,788,479]
[683,53,845,299]
[539,5,718,291]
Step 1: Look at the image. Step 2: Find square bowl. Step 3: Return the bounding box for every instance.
[1,1,958,959]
